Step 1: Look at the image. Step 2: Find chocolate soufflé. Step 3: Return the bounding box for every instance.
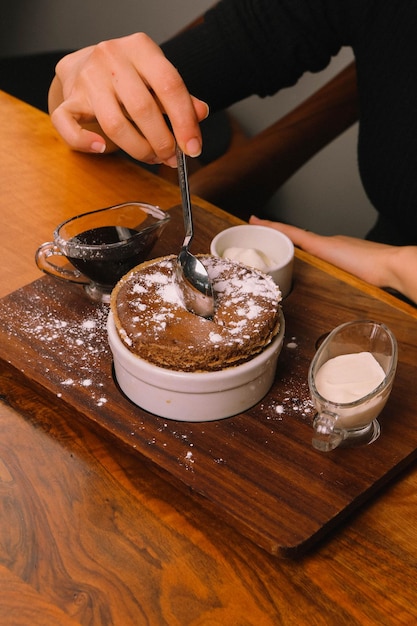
[110,255,282,372]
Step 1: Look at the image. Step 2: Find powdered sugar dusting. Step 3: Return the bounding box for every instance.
[286,336,298,349]
[0,277,314,478]
[113,255,282,372]
[258,332,314,427]
[209,331,223,344]
[0,287,111,407]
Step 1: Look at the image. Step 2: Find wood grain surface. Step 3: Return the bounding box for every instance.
[1,202,416,557]
[1,90,417,624]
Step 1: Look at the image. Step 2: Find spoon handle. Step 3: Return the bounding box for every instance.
[176,144,193,248]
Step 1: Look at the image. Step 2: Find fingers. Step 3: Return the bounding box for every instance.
[49,33,209,165]
[249,215,307,245]
[249,216,328,250]
[249,215,290,230]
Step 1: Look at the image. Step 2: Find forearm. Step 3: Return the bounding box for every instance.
[294,233,417,304]
[250,216,417,305]
[274,230,400,291]
[385,246,417,304]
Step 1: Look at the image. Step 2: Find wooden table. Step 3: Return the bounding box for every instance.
[1,90,417,625]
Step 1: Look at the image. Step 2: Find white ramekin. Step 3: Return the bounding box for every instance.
[210,224,294,297]
[107,310,285,422]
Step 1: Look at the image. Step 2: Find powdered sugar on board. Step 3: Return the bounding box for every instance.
[0,277,313,474]
[260,334,314,424]
[0,278,112,408]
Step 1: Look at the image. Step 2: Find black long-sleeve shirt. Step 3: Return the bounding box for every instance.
[162,0,417,244]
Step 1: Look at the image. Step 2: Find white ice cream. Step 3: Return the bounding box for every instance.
[222,246,275,272]
[315,351,385,404]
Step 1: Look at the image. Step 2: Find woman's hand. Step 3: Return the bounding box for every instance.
[249,216,417,304]
[48,33,209,166]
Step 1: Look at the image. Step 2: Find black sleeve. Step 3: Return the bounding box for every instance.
[161,0,363,111]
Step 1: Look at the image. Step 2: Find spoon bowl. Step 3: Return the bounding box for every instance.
[175,146,214,318]
[176,247,215,318]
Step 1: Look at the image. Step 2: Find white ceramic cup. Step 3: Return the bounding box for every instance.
[107,310,285,422]
[210,224,294,297]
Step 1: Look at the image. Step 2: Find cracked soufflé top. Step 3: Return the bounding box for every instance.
[110,255,282,372]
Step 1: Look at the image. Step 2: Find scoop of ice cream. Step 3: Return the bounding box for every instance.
[222,246,274,272]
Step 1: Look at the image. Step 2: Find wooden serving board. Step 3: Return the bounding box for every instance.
[1,204,416,557]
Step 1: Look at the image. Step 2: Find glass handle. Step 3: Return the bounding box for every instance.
[312,411,346,452]
[35,241,89,284]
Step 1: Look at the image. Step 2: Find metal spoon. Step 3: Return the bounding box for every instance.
[175,145,214,318]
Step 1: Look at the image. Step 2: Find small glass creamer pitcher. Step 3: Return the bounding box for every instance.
[308,319,398,452]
